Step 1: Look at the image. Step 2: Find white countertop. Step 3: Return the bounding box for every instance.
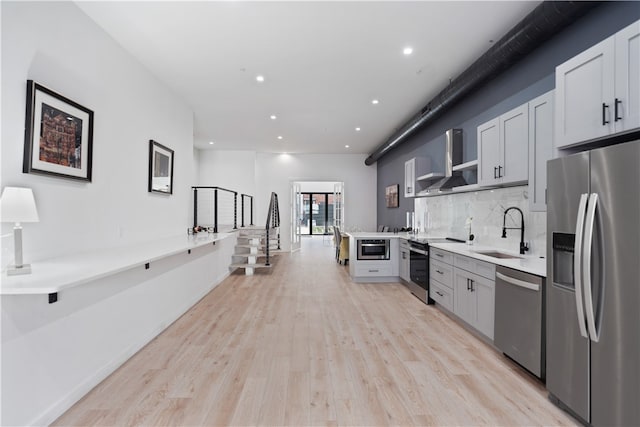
[345,232,446,240]
[1,233,233,296]
[429,242,547,277]
[345,231,546,277]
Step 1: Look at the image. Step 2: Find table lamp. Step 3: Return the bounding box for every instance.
[0,187,39,275]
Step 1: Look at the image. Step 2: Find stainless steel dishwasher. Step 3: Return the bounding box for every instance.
[494,266,545,380]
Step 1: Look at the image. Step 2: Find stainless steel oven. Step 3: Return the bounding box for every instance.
[356,239,390,260]
[408,240,431,304]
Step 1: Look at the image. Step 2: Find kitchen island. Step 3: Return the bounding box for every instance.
[345,232,406,283]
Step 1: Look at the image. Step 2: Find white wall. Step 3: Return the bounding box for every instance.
[197,151,377,248]
[1,2,195,263]
[299,181,340,193]
[197,149,256,196]
[1,3,228,426]
[255,153,377,250]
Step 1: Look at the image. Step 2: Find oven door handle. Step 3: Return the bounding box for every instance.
[360,243,385,247]
[410,248,428,256]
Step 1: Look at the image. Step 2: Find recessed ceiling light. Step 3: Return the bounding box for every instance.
[355,127,361,131]
[270,115,277,120]
[345,145,350,148]
[277,135,283,140]
[209,141,215,145]
[403,47,413,55]
[256,75,265,82]
[371,99,379,105]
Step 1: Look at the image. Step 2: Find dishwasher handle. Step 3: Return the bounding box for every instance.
[496,271,540,292]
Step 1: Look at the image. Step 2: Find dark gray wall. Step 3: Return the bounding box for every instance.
[375,1,640,229]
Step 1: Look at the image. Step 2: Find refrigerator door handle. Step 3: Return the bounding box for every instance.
[583,193,600,342]
[574,193,589,339]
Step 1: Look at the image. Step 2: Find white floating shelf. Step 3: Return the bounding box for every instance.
[452,159,478,172]
[416,172,444,181]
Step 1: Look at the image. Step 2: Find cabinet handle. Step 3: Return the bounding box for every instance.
[466,278,470,290]
[470,280,475,292]
[615,98,622,122]
[494,166,498,179]
[369,269,379,273]
[602,103,610,125]
[436,253,444,258]
[435,291,444,297]
[436,269,444,275]
[498,165,503,178]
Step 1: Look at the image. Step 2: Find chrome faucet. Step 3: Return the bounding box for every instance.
[502,206,529,255]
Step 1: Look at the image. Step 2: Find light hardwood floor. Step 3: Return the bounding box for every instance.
[54,236,576,426]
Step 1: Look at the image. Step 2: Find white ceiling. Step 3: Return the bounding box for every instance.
[77,1,540,155]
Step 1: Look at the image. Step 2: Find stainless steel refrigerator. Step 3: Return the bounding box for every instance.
[546,140,640,426]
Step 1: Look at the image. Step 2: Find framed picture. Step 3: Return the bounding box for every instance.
[148,140,174,194]
[385,184,399,208]
[23,80,94,181]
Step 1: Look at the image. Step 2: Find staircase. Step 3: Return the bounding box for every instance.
[230,192,281,275]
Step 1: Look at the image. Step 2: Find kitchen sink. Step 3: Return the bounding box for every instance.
[474,250,522,259]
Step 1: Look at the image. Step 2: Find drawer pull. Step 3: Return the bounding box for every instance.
[435,291,444,297]
[436,269,444,275]
[369,269,379,273]
[435,253,444,258]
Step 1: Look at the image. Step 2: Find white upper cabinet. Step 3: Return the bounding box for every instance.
[528,90,555,212]
[555,19,640,148]
[478,118,500,187]
[478,104,529,187]
[404,157,431,198]
[404,159,415,197]
[615,21,640,133]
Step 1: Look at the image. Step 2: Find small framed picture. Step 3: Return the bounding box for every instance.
[23,80,94,181]
[148,140,174,194]
[385,184,399,208]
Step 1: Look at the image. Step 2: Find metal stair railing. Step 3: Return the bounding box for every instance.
[240,194,254,228]
[265,192,280,266]
[192,186,254,233]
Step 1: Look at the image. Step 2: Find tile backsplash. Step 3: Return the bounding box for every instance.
[413,185,546,257]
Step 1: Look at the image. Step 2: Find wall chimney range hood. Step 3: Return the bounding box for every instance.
[427,129,466,192]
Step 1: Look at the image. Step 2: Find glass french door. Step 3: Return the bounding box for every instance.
[290,182,302,252]
[334,182,344,231]
[300,192,335,235]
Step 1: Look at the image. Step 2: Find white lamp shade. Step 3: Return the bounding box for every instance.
[0,187,40,223]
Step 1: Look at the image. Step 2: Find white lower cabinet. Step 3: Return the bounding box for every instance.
[453,269,495,340]
[399,239,410,283]
[431,248,496,341]
[430,281,453,312]
[355,264,393,277]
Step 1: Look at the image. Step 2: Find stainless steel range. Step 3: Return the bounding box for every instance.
[407,237,453,304]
